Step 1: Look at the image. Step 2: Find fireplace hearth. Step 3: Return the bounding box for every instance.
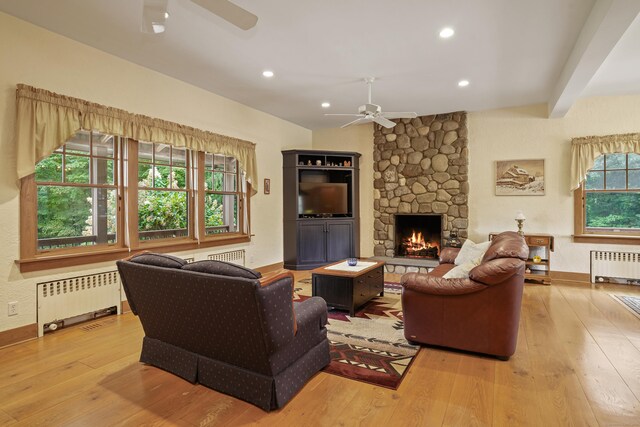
[394,214,442,259]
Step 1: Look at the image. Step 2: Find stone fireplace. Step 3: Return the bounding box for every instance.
[373,112,468,274]
[394,214,441,259]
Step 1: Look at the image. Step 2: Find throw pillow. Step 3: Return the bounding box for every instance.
[443,259,480,279]
[454,239,491,266]
[182,260,262,279]
[129,252,187,268]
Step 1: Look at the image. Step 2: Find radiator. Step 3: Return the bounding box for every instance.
[37,271,122,337]
[208,249,245,266]
[590,251,640,285]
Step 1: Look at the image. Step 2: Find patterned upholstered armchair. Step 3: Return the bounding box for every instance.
[117,253,330,411]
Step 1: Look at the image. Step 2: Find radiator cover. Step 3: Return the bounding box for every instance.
[591,250,640,284]
[37,271,122,336]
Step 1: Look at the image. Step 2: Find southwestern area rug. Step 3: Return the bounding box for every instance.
[295,279,419,389]
[611,294,640,319]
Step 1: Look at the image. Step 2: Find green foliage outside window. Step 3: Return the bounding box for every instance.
[35,141,237,246]
[584,153,640,231]
[585,192,640,229]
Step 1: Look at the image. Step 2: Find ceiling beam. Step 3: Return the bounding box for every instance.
[548,0,640,118]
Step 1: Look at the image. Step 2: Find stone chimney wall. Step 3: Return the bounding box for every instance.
[373,112,469,257]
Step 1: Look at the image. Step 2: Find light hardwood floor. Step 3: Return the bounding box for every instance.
[1,272,640,426]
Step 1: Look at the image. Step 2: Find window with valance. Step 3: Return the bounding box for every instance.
[16,85,258,271]
[571,132,640,242]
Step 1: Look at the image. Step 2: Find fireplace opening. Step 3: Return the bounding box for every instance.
[394,214,442,259]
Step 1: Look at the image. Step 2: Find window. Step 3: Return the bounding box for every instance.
[202,153,241,236]
[21,131,250,270]
[137,142,191,241]
[575,153,640,239]
[34,131,119,250]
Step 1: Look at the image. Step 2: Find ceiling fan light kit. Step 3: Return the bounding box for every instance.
[141,0,169,34]
[325,77,418,129]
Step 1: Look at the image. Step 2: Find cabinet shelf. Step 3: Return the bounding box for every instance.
[526,259,549,266]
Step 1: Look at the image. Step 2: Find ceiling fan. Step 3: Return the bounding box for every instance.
[142,0,258,34]
[325,77,417,129]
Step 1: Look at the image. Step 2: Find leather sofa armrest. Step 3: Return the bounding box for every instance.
[469,259,525,285]
[401,272,486,295]
[439,247,460,264]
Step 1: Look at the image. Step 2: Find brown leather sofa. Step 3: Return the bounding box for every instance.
[400,231,529,360]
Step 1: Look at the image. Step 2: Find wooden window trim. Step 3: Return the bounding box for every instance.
[573,178,640,245]
[19,136,252,272]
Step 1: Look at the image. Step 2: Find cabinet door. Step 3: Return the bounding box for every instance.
[297,222,327,264]
[326,221,354,262]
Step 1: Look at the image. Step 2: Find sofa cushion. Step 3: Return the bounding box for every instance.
[129,252,187,268]
[454,239,491,266]
[443,259,480,279]
[182,260,262,279]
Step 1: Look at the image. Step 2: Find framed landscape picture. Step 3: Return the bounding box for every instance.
[496,159,545,196]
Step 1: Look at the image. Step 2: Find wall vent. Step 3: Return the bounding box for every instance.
[208,249,245,266]
[591,251,640,285]
[37,271,121,336]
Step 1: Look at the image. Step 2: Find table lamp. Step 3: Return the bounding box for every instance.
[515,211,526,236]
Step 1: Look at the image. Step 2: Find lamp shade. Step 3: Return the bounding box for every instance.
[515,211,526,220]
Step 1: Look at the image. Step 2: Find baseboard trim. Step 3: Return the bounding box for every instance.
[254,261,284,274]
[550,271,591,284]
[0,323,37,348]
[122,300,131,313]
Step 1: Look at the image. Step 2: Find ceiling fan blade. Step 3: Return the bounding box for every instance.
[373,116,396,128]
[190,0,258,30]
[324,113,364,117]
[382,112,418,119]
[341,117,372,128]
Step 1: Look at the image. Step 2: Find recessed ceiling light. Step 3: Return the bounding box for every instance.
[458,79,470,87]
[262,70,274,78]
[439,27,455,38]
[321,102,331,108]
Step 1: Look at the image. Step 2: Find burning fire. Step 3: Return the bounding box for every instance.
[402,230,440,256]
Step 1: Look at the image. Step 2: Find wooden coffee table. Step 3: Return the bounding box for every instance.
[311,259,385,316]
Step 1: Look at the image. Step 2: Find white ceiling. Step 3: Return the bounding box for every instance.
[1,0,640,130]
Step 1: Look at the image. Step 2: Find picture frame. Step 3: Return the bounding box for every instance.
[264,178,271,195]
[495,159,545,196]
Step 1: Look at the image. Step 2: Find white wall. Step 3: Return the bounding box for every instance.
[468,96,640,274]
[312,95,640,275]
[312,124,375,257]
[0,12,312,333]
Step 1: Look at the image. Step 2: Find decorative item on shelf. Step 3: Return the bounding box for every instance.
[307,160,312,165]
[299,161,304,166]
[344,160,351,167]
[346,258,358,266]
[515,211,526,236]
[445,229,462,248]
[316,160,322,166]
[264,178,270,195]
[526,267,531,274]
[532,255,541,263]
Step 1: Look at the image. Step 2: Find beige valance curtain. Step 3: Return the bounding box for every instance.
[15,84,258,194]
[570,132,640,191]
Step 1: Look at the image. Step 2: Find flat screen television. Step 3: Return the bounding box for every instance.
[298,182,349,216]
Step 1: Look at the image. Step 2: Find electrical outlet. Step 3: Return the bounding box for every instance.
[8,301,18,316]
